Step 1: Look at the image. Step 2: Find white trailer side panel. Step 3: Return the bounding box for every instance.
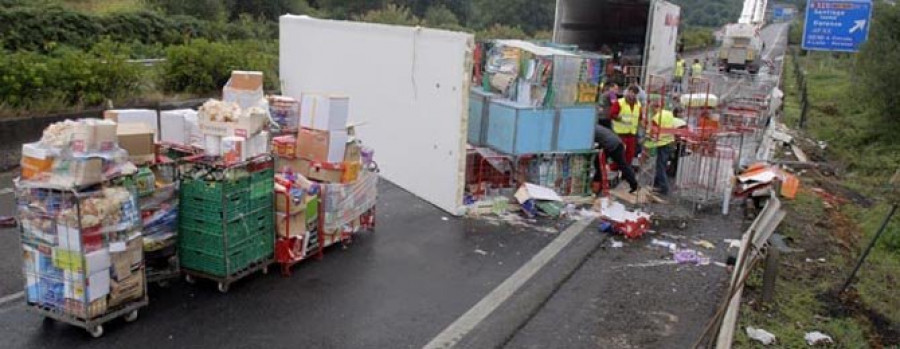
[643,0,681,81]
[279,16,474,215]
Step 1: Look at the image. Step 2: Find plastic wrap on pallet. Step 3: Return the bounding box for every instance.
[320,171,378,231]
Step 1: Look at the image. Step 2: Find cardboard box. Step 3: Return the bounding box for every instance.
[275,157,311,177]
[104,109,159,141]
[296,128,347,163]
[342,161,361,183]
[21,143,54,180]
[110,236,142,281]
[108,272,144,307]
[64,298,107,319]
[160,109,202,146]
[307,161,344,183]
[223,71,265,110]
[52,248,111,274]
[299,93,350,131]
[64,269,111,302]
[198,112,267,138]
[222,136,247,165]
[274,135,297,158]
[117,123,155,164]
[248,131,270,158]
[344,141,361,163]
[276,212,308,238]
[93,120,118,152]
[52,158,103,187]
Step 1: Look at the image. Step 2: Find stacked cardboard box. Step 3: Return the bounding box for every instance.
[197,71,272,165]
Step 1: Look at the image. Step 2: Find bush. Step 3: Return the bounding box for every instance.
[0,40,146,109]
[353,4,422,26]
[476,24,528,41]
[160,39,279,95]
[0,6,276,53]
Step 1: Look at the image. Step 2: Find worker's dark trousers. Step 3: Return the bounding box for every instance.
[594,144,639,191]
[654,144,674,195]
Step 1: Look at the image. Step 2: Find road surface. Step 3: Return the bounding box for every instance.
[0,22,791,349]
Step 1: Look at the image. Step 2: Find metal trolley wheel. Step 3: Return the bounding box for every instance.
[88,325,104,338]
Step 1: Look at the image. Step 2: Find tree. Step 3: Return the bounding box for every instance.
[353,4,421,26]
[856,3,900,127]
[424,4,462,30]
[227,0,319,21]
[150,0,228,22]
[475,24,528,41]
[315,0,388,19]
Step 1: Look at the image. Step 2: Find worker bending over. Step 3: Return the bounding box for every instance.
[610,85,642,168]
[592,125,639,194]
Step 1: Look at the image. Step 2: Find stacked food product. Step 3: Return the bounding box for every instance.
[16,118,148,338]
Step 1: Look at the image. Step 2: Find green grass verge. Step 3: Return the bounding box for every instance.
[734,49,900,347]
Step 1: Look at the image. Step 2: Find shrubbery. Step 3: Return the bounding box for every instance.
[160,39,279,95]
[0,40,146,109]
[0,6,275,53]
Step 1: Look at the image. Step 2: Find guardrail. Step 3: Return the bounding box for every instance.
[789,47,809,129]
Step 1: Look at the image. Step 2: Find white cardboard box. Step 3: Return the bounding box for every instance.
[64,269,111,302]
[160,109,202,146]
[104,109,159,141]
[299,93,350,131]
[223,71,265,110]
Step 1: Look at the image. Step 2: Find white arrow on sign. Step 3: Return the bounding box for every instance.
[850,20,867,34]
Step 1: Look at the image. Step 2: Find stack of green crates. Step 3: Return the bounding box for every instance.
[178,165,275,277]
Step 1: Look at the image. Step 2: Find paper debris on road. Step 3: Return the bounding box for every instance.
[746,327,777,345]
[725,239,742,250]
[693,239,715,249]
[804,331,833,345]
[474,249,488,256]
[610,240,624,248]
[651,239,677,252]
[514,183,563,204]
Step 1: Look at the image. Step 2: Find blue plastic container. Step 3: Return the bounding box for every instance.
[486,99,555,155]
[468,88,496,146]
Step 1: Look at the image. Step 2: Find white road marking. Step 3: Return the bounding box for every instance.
[0,188,13,196]
[0,292,24,307]
[423,218,596,349]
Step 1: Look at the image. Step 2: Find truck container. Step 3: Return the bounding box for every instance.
[552,0,681,85]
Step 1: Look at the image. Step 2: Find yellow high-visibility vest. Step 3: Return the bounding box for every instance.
[613,98,641,135]
[674,60,685,78]
[692,63,704,77]
[647,109,677,148]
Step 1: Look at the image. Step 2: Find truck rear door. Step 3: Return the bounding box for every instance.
[642,0,681,83]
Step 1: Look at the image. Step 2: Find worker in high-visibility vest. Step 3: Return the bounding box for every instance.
[610,85,642,167]
[691,58,704,79]
[646,105,680,196]
[673,56,685,93]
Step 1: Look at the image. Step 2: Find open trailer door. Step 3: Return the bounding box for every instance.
[280,16,474,215]
[642,0,681,83]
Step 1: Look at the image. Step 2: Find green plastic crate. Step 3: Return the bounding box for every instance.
[181,177,249,198]
[250,179,274,199]
[250,168,275,183]
[180,246,254,277]
[249,195,273,211]
[181,194,249,219]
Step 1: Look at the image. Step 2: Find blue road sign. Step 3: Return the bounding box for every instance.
[802,0,873,52]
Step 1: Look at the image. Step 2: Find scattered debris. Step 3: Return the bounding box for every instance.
[746,326,777,345]
[474,249,488,256]
[674,249,708,265]
[442,217,449,221]
[596,198,652,239]
[790,144,809,163]
[651,239,678,252]
[724,239,742,250]
[804,331,833,346]
[617,260,679,269]
[693,239,715,249]
[610,186,666,205]
[610,240,624,248]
